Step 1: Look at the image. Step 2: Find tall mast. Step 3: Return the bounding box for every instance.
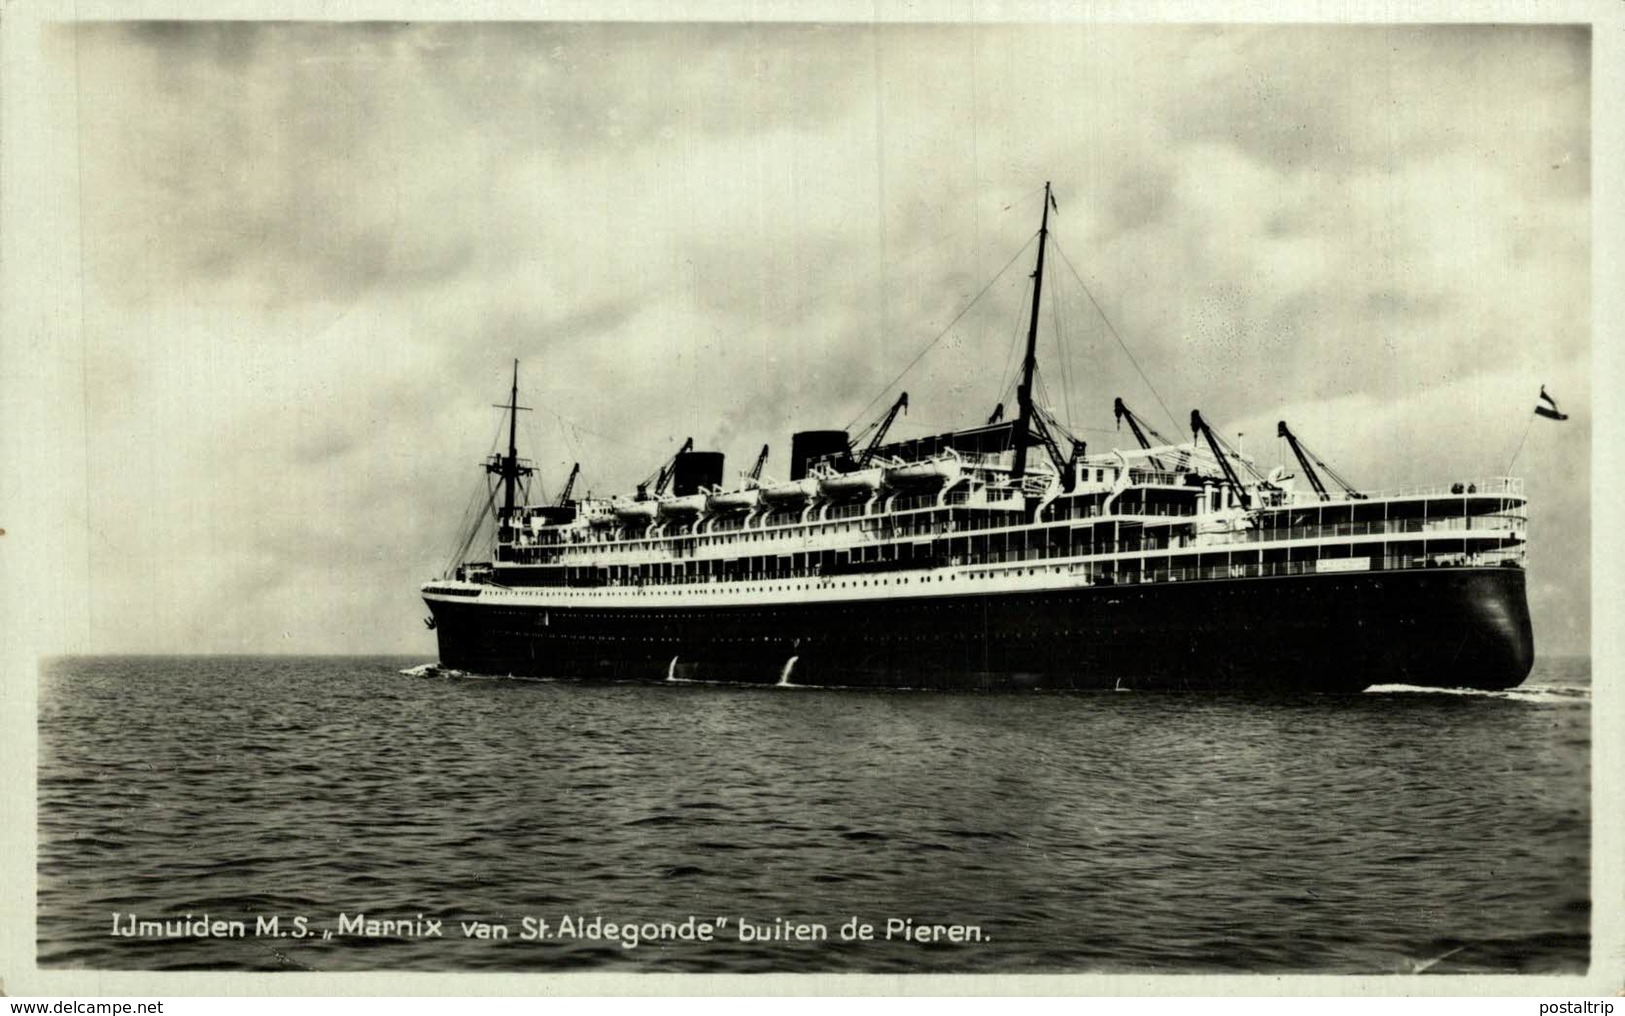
[487,359,532,527]
[503,360,521,519]
[1012,181,1053,483]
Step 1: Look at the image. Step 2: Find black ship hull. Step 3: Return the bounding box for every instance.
[425,566,1533,693]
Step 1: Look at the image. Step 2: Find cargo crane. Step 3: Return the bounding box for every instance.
[854,393,909,468]
[1276,421,1366,501]
[637,437,694,499]
[557,462,580,505]
[1030,406,1073,484]
[656,438,694,494]
[1190,410,1250,510]
[1114,397,1175,472]
[748,444,770,482]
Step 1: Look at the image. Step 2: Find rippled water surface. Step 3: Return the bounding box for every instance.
[38,656,1590,973]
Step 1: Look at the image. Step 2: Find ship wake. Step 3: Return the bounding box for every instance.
[1363,683,1587,704]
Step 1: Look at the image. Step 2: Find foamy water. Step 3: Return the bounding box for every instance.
[1364,683,1590,705]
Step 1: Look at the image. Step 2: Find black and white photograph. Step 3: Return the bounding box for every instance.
[3,2,1616,997]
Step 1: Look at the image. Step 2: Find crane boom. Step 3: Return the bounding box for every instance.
[1031,409,1070,477]
[1276,422,1328,501]
[748,444,770,481]
[856,393,909,467]
[653,437,694,496]
[1190,410,1250,509]
[1275,421,1364,500]
[1114,397,1168,471]
[557,462,580,505]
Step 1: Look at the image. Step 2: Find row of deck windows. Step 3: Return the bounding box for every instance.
[502,509,1523,571]
[472,547,1524,600]
[490,529,1522,590]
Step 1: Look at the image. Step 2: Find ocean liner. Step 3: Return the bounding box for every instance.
[422,184,1533,692]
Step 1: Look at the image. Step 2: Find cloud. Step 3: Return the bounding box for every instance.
[52,21,1590,655]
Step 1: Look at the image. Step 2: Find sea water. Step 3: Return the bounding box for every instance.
[37,655,1590,973]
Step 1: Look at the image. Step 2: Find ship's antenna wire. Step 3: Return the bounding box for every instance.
[988,367,1023,427]
[556,414,583,461]
[442,478,488,572]
[1051,240,1182,436]
[536,405,637,450]
[445,481,500,576]
[995,273,1035,408]
[514,402,584,504]
[843,234,1040,431]
[658,196,1031,392]
[1506,411,1537,475]
[522,402,551,505]
[551,413,591,496]
[1050,269,1077,427]
[440,401,517,574]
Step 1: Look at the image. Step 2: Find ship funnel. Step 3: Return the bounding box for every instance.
[791,430,851,480]
[671,451,725,496]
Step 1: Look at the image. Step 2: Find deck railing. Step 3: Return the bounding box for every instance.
[485,546,1525,592]
[1189,513,1526,547]
[509,506,1527,565]
[1356,476,1523,500]
[889,492,941,513]
[1126,470,1185,486]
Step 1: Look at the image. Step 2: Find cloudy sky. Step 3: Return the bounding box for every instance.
[25,19,1591,656]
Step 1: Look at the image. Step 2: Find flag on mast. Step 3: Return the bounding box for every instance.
[1535,386,1569,421]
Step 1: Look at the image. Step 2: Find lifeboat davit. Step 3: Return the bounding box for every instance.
[818,466,884,498]
[706,486,762,512]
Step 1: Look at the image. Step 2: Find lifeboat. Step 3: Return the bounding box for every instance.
[818,465,884,498]
[657,493,708,518]
[883,451,962,487]
[760,477,820,504]
[706,486,762,512]
[611,498,659,521]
